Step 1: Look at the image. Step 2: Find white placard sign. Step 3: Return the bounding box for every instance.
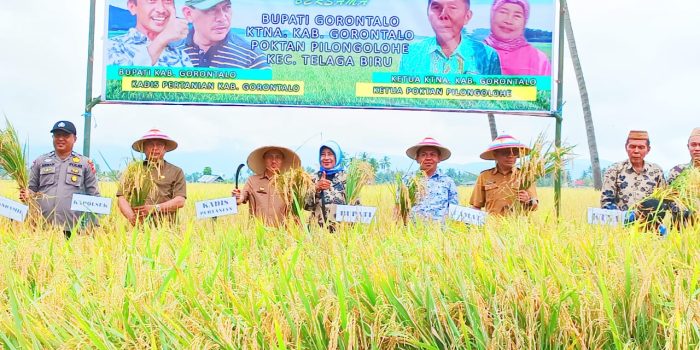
[449,205,487,226]
[196,198,237,219]
[71,194,113,215]
[0,196,28,222]
[588,208,626,226]
[335,205,377,224]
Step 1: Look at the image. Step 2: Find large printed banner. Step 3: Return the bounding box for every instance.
[103,0,557,114]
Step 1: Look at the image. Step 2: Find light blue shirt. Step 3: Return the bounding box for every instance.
[399,36,501,75]
[408,170,459,222]
[107,28,193,67]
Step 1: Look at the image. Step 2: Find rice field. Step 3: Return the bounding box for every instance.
[1,182,699,349]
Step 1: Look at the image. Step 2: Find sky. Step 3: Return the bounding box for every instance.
[1,0,699,178]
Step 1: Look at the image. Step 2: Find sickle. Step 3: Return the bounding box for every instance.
[235,164,245,189]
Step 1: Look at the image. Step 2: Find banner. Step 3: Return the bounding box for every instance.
[103,0,557,114]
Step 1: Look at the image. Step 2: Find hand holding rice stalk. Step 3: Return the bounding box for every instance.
[273,167,314,219]
[515,133,574,200]
[345,159,375,204]
[655,167,700,213]
[395,171,426,225]
[120,160,157,207]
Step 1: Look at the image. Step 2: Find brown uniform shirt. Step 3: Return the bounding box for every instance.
[469,167,537,216]
[240,174,288,226]
[117,160,187,223]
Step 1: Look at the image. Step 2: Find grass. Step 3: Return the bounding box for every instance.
[0,182,698,349]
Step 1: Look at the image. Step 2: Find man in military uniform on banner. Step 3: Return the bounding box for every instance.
[20,121,100,238]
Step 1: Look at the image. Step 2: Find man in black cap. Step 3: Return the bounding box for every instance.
[20,121,100,238]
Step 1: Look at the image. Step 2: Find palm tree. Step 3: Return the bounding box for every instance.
[488,113,498,140]
[562,0,602,190]
[380,156,391,171]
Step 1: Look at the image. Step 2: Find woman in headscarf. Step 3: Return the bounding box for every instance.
[305,141,350,232]
[484,0,551,76]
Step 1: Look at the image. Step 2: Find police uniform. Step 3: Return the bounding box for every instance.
[28,151,100,230]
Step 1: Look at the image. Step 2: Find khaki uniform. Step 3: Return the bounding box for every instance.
[240,174,288,226]
[117,160,186,223]
[469,167,537,216]
[28,151,100,230]
[600,160,665,211]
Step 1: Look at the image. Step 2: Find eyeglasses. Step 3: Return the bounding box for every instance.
[52,133,73,139]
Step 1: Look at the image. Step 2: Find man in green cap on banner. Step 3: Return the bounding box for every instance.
[179,0,270,69]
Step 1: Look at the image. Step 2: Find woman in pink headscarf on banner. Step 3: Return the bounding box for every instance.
[484,0,551,76]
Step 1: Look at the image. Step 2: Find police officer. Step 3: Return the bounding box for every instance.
[20,121,100,238]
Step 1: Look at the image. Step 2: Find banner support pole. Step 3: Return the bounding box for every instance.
[83,0,100,157]
[553,0,566,218]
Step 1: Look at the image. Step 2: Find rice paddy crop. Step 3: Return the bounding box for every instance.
[0,182,699,349]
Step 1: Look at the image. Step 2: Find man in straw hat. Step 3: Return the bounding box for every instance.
[470,134,538,215]
[116,129,187,225]
[668,128,700,184]
[403,137,458,222]
[600,130,666,212]
[232,146,301,226]
[21,120,100,238]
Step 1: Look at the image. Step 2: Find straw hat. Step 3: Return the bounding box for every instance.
[405,137,451,161]
[246,146,301,175]
[479,134,530,160]
[132,129,178,153]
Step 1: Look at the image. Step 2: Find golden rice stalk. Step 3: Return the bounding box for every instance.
[273,167,314,219]
[0,118,29,188]
[345,159,375,205]
[516,133,575,191]
[0,118,42,224]
[120,160,157,207]
[394,171,426,225]
[662,166,700,212]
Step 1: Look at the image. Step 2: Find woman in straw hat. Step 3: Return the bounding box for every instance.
[116,129,187,226]
[403,137,458,222]
[470,134,538,215]
[232,145,301,226]
[304,141,352,232]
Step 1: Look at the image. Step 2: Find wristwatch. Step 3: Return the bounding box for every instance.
[155,204,161,212]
